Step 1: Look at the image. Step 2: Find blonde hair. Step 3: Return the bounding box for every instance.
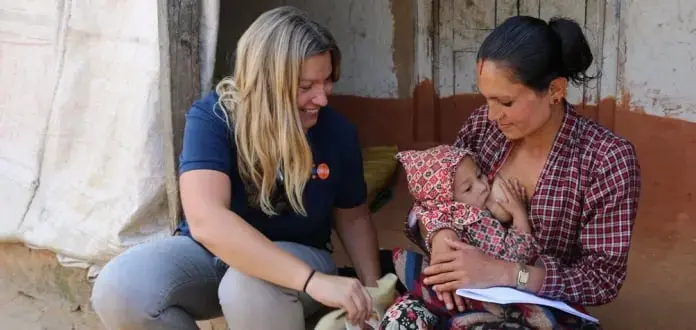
[215,6,341,216]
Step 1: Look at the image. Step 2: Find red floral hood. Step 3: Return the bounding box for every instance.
[395,145,475,202]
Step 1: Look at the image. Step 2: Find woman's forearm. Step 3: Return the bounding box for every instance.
[334,209,380,287]
[190,207,313,291]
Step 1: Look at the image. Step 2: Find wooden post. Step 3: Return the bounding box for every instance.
[158,0,202,231]
[166,0,201,160]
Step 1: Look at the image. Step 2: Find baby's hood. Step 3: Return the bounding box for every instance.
[395,145,474,201]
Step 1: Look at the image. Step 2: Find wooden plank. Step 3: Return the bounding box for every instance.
[413,0,436,142]
[539,0,585,24]
[452,0,495,51]
[496,0,519,25]
[166,0,201,160]
[162,0,202,229]
[437,0,455,96]
[453,28,491,52]
[519,0,540,17]
[453,0,496,30]
[597,0,620,131]
[540,0,585,105]
[453,51,479,94]
[601,0,621,101]
[584,0,605,105]
[414,0,434,84]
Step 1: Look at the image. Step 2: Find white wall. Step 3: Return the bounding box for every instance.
[622,0,696,122]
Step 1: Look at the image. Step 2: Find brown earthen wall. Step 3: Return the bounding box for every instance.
[329,80,696,228]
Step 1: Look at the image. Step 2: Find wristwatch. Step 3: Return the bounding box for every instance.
[516,263,530,290]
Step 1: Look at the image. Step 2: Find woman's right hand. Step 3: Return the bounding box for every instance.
[305,272,373,326]
[431,230,466,312]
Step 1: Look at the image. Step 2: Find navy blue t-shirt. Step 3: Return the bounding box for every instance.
[176,91,367,251]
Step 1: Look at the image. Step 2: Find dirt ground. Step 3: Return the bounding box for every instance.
[0,243,99,330]
[1,175,695,329]
[0,288,96,330]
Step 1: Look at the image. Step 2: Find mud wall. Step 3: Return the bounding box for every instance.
[213,1,695,228]
[332,1,696,230]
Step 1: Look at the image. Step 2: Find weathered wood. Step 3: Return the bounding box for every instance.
[584,0,605,104]
[519,0,540,17]
[167,0,201,160]
[453,0,496,30]
[496,0,519,25]
[540,0,586,105]
[158,0,202,230]
[454,50,480,94]
[437,0,455,96]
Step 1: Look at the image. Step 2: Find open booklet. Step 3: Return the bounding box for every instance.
[455,287,599,324]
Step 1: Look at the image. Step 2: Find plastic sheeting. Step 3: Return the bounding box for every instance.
[0,0,199,270]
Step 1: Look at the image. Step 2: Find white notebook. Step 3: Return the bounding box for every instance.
[455,287,599,324]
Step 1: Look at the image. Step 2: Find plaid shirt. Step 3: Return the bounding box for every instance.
[446,102,641,306]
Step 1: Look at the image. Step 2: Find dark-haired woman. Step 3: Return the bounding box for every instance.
[379,16,640,329]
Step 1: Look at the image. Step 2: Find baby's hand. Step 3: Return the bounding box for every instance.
[496,178,531,233]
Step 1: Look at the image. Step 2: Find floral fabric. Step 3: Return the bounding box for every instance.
[396,145,539,264]
[379,248,601,330]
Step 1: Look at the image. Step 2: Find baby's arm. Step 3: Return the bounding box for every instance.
[479,177,540,263]
[405,204,465,254]
[496,178,532,233]
[444,201,539,264]
[465,216,540,264]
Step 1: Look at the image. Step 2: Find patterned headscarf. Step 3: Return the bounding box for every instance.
[396,145,488,247]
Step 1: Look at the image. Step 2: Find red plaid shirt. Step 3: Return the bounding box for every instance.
[447,103,641,306]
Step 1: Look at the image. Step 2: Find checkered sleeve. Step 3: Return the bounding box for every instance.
[463,216,541,264]
[537,140,641,305]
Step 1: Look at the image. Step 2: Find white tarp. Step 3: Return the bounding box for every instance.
[0,0,184,269]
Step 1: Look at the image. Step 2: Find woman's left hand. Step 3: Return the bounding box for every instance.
[422,238,508,292]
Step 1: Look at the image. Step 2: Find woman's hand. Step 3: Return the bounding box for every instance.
[305,272,373,326]
[430,230,466,312]
[423,238,511,293]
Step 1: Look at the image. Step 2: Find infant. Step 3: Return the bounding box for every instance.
[452,149,531,233]
[397,144,539,264]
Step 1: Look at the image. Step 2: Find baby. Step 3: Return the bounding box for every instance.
[396,144,539,264]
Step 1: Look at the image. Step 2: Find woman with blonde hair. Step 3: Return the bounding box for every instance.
[91,6,381,329]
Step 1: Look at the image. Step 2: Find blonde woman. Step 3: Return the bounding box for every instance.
[90,6,381,330]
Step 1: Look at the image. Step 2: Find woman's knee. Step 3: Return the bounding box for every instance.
[217,266,297,308]
[90,236,215,329]
[218,266,305,329]
[90,246,161,328]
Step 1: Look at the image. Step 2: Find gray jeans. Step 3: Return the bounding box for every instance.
[90,236,336,330]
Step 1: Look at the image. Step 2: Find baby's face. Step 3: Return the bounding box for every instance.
[453,157,513,223]
[453,157,490,208]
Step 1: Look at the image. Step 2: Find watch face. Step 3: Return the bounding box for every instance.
[516,265,529,289]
